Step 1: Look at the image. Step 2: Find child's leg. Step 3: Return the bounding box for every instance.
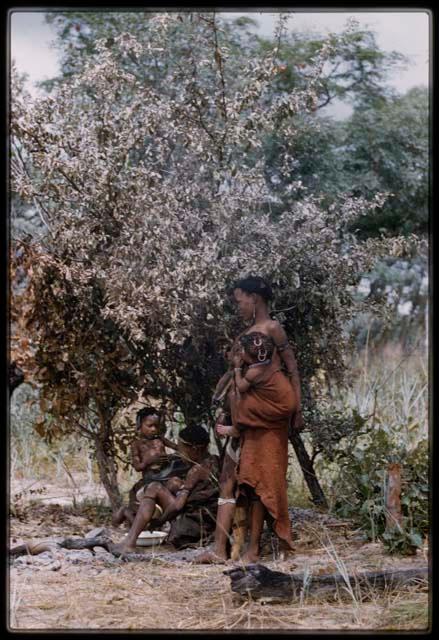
[194,452,236,563]
[112,482,178,554]
[111,506,136,528]
[230,497,248,561]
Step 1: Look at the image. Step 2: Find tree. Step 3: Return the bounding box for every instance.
[343,87,429,237]
[39,12,425,239]
[42,12,406,110]
[11,14,419,507]
[10,244,140,509]
[257,21,406,110]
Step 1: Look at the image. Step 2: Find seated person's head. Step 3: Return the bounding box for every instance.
[239,332,275,365]
[177,424,210,462]
[136,407,161,438]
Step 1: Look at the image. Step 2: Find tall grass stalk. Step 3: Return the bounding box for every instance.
[321,534,361,624]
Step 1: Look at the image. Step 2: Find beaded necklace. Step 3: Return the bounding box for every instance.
[247,359,272,369]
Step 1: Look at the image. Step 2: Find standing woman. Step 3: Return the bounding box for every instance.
[231,276,302,431]
[195,275,302,563]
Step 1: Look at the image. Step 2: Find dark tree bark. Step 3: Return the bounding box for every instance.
[94,436,122,511]
[289,431,328,508]
[93,409,122,511]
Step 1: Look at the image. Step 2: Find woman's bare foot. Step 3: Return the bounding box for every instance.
[193,549,228,564]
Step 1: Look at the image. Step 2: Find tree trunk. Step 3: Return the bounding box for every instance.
[289,431,328,509]
[385,462,403,532]
[93,433,122,512]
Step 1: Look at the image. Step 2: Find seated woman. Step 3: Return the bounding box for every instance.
[112,424,219,554]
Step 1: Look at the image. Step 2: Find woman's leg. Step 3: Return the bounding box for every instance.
[240,489,266,563]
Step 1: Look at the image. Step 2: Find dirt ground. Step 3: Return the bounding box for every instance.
[8,474,429,632]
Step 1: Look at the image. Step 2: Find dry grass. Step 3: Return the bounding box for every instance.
[9,556,429,631]
[9,503,429,632]
[9,343,429,631]
[344,342,428,444]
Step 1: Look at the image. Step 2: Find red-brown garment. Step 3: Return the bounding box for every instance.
[236,369,297,548]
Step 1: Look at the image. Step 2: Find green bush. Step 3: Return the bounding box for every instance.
[329,428,428,554]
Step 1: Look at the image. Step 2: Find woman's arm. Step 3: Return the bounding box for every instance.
[270,321,303,430]
[270,324,301,397]
[158,463,207,522]
[160,436,179,451]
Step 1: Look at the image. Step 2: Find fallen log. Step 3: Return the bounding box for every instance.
[9,541,59,557]
[224,563,428,602]
[9,534,167,562]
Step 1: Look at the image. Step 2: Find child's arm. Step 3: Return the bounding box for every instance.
[233,367,251,393]
[131,441,145,472]
[232,351,258,393]
[234,365,263,393]
[216,423,240,438]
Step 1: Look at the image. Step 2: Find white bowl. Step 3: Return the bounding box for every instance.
[135,530,168,547]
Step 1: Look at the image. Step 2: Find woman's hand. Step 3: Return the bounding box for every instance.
[216,424,240,438]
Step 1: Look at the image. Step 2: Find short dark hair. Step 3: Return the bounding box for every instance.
[240,332,275,360]
[136,407,160,429]
[178,425,210,446]
[232,275,273,302]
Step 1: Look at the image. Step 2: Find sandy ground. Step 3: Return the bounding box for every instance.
[8,475,430,632]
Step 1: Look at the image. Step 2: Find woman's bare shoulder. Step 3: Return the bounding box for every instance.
[265,318,285,335]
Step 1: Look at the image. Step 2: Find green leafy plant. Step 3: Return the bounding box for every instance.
[329,429,428,554]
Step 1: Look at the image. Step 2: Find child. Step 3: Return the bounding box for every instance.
[216,331,297,563]
[112,407,171,527]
